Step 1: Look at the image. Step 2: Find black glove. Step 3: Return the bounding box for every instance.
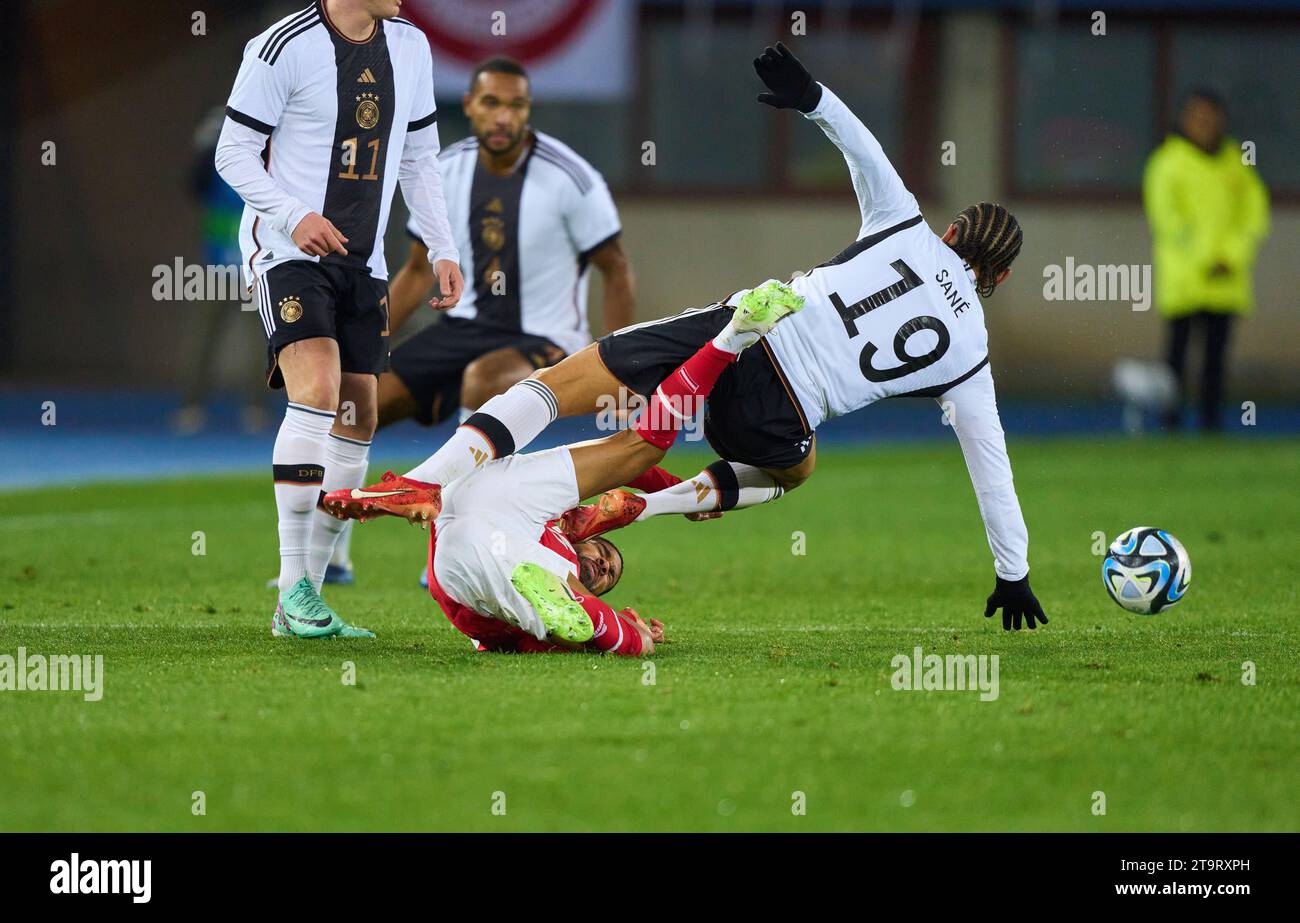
[753,42,822,113]
[984,576,1048,631]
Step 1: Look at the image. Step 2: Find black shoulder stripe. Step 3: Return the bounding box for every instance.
[533,148,591,194]
[259,6,315,62]
[534,139,586,172]
[264,14,320,66]
[408,110,438,133]
[439,138,478,160]
[815,214,924,270]
[533,141,594,192]
[388,16,417,28]
[578,230,622,271]
[258,5,314,61]
[226,106,274,135]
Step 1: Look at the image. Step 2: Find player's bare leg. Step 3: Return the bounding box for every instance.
[569,429,669,499]
[530,343,624,417]
[279,337,341,412]
[461,344,565,413]
[375,371,424,428]
[763,437,816,493]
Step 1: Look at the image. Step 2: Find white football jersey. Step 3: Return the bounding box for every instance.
[729,85,1029,580]
[433,448,581,640]
[216,3,458,286]
[729,87,988,431]
[406,131,622,357]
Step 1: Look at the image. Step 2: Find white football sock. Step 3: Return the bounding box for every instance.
[330,520,354,569]
[404,378,558,485]
[273,402,335,592]
[635,460,783,519]
[711,319,761,355]
[308,432,370,591]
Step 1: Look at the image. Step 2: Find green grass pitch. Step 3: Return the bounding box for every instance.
[1,436,1296,832]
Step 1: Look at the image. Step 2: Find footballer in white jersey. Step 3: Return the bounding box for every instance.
[216,1,467,637]
[376,58,634,429]
[377,47,1045,631]
[392,44,1047,630]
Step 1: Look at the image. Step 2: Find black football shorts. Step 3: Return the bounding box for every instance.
[254,259,390,389]
[597,305,813,471]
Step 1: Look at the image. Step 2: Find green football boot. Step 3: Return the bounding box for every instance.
[271,576,375,639]
[734,279,805,335]
[510,563,594,644]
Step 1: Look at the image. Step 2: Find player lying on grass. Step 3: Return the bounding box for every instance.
[420,448,659,655]
[408,449,677,655]
[319,293,801,647]
[331,43,1048,631]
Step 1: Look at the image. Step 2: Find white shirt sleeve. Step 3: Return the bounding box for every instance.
[404,214,423,243]
[399,41,459,267]
[565,171,622,261]
[801,83,919,236]
[938,364,1030,581]
[214,43,312,237]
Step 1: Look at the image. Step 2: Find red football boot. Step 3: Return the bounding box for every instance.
[322,471,442,523]
[560,489,647,542]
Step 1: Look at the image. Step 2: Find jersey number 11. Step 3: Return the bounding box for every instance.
[338,137,381,181]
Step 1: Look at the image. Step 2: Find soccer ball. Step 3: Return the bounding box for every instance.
[1101,527,1192,615]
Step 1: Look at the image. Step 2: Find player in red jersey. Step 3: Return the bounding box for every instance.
[324,293,801,651]
[424,460,677,656]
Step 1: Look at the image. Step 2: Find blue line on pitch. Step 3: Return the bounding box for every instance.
[1,391,1297,491]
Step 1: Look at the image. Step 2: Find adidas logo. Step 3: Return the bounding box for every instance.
[693,480,711,503]
[357,68,376,84]
[470,447,489,467]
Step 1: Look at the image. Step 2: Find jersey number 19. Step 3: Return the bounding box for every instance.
[830,259,950,383]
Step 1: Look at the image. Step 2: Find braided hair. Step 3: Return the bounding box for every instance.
[948,203,1022,298]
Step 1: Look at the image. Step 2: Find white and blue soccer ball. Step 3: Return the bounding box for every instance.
[1102,527,1192,615]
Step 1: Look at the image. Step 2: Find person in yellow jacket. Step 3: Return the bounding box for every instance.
[1143,89,1270,431]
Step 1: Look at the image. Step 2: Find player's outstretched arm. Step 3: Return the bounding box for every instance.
[939,365,1047,631]
[753,42,918,234]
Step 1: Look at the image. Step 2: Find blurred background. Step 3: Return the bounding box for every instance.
[2,0,1297,486]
